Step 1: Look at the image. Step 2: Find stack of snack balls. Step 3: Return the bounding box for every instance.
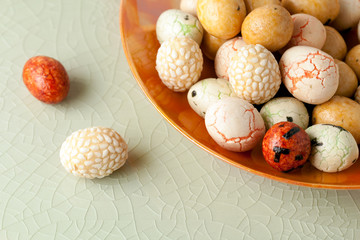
[155,0,360,173]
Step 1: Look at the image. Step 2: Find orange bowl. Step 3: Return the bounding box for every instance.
[119,0,360,189]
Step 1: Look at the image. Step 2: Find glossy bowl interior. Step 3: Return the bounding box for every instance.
[119,0,360,189]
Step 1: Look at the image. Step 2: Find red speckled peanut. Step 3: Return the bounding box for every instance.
[23,56,70,104]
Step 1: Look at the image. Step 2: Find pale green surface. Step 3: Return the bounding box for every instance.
[1,0,360,239]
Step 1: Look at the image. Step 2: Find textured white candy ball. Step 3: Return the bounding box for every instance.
[205,97,265,152]
[260,97,309,130]
[306,124,359,173]
[355,86,360,104]
[156,9,203,45]
[281,14,326,52]
[228,44,281,105]
[280,46,339,105]
[187,78,236,118]
[214,37,247,80]
[60,127,128,179]
[331,0,360,31]
[156,37,203,92]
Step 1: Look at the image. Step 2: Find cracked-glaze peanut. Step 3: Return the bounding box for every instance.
[22,56,69,104]
[280,46,339,105]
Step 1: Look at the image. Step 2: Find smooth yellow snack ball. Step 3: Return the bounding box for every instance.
[345,44,360,81]
[201,31,227,60]
[354,86,360,103]
[241,4,293,52]
[334,59,358,97]
[282,0,340,24]
[312,96,360,144]
[197,0,246,40]
[321,26,347,60]
[244,0,280,13]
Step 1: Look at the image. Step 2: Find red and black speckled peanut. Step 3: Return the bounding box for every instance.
[262,121,311,172]
[23,56,70,104]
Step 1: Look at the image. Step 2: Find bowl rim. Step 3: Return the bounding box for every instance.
[119,0,360,190]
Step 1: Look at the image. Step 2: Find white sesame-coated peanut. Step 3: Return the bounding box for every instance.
[214,37,247,80]
[228,44,281,105]
[156,37,203,92]
[60,127,128,179]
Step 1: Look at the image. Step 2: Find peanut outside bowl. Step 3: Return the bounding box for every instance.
[119,0,360,189]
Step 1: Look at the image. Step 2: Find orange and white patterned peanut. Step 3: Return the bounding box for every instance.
[280,46,339,105]
[60,127,128,179]
[205,97,265,152]
[214,37,247,80]
[281,13,326,52]
[156,37,203,92]
[228,44,281,105]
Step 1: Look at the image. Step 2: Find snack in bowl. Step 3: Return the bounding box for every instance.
[214,36,247,80]
[281,0,340,24]
[205,97,265,152]
[321,26,347,60]
[345,44,360,80]
[262,121,311,172]
[358,20,360,42]
[197,0,247,39]
[241,4,294,52]
[180,0,198,16]
[280,13,326,52]
[279,46,339,105]
[306,124,359,173]
[243,0,280,13]
[228,44,281,104]
[155,36,203,92]
[312,96,360,144]
[334,59,358,98]
[187,78,236,118]
[260,97,309,130]
[156,9,203,45]
[330,0,360,32]
[22,55,70,104]
[200,31,227,60]
[355,86,360,104]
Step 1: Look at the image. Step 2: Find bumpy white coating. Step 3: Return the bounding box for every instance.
[228,44,281,105]
[280,46,339,105]
[355,85,360,104]
[187,78,237,118]
[281,13,326,52]
[214,37,247,80]
[205,97,265,152]
[156,37,203,92]
[156,9,203,45]
[60,127,128,179]
[331,0,360,31]
[306,124,359,173]
[260,97,309,130]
